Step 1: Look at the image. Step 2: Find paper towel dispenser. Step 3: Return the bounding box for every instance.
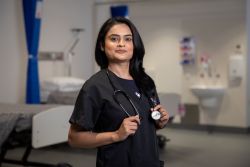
[229,56,244,80]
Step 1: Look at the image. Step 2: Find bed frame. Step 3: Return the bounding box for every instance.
[0,105,74,167]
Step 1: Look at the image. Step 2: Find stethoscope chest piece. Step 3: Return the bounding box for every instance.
[151,110,161,120]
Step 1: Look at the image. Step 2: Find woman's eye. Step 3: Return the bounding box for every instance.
[125,37,132,42]
[110,36,119,42]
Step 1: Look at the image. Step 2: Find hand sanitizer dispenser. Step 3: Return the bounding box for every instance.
[229,56,244,80]
[228,45,244,86]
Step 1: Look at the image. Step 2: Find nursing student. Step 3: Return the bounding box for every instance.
[68,17,169,167]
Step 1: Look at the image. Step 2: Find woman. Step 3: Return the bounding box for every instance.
[68,17,169,167]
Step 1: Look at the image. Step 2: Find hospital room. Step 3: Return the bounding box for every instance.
[0,0,250,167]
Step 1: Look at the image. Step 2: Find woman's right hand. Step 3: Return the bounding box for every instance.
[114,115,140,142]
[68,115,141,148]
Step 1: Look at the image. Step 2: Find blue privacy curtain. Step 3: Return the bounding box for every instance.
[23,0,43,104]
[110,5,129,17]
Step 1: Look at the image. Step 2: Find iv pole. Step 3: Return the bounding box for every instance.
[64,28,84,77]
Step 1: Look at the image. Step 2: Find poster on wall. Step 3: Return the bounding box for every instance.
[180,36,196,65]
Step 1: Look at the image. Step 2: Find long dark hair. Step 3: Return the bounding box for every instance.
[95,17,156,97]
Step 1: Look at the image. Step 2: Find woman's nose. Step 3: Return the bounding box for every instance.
[117,39,125,47]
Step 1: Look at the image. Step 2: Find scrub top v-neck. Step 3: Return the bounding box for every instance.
[69,69,161,167]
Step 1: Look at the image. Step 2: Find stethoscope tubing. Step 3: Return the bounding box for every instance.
[106,70,140,118]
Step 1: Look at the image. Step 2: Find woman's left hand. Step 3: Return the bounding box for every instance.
[151,105,169,129]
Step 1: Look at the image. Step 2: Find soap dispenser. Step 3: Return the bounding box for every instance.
[228,45,244,86]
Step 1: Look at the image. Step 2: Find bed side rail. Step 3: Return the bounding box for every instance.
[32,105,74,149]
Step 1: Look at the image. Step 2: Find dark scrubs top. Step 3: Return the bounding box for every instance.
[69,69,161,167]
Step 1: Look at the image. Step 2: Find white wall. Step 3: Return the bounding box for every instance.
[0,0,26,103]
[247,0,250,127]
[95,0,248,128]
[0,0,95,103]
[39,0,94,81]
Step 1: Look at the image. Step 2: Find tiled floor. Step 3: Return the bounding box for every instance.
[2,128,250,167]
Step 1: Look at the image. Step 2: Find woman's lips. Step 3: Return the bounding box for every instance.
[115,50,127,53]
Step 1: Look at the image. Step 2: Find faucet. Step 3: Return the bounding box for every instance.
[207,58,213,77]
[200,55,211,77]
[199,54,222,85]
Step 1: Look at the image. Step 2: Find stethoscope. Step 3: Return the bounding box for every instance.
[106,70,161,120]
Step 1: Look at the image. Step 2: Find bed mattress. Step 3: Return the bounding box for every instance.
[47,90,79,104]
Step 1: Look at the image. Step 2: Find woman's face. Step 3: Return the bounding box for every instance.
[103,23,134,64]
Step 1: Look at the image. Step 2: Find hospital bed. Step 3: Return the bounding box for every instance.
[0,103,74,167]
[40,77,85,104]
[157,93,180,148]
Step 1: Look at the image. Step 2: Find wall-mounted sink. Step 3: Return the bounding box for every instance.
[190,85,225,109]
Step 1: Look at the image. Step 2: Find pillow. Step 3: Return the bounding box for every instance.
[41,77,85,92]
